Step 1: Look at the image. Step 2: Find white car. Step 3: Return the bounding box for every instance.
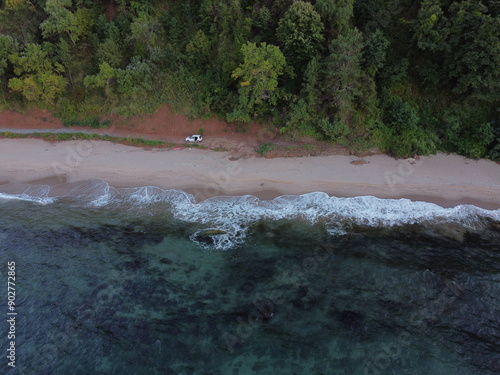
[185,135,203,142]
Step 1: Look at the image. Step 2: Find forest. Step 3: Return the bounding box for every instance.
[0,0,499,159]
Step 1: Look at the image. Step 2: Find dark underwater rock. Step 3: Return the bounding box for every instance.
[194,229,228,245]
[123,259,142,270]
[338,310,362,329]
[239,280,256,295]
[377,298,407,312]
[227,299,276,322]
[159,257,172,264]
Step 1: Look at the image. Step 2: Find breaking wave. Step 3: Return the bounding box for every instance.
[1,179,499,250]
[0,183,55,205]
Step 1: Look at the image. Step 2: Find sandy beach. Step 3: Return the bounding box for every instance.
[0,138,499,209]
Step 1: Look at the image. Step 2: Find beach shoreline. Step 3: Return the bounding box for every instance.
[0,139,499,210]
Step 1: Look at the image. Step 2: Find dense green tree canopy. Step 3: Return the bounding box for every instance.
[0,0,498,160]
[276,1,324,76]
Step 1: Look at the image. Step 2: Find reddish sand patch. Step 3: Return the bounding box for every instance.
[105,105,279,158]
[0,108,62,129]
[0,105,355,158]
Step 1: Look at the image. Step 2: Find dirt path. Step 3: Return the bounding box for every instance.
[0,105,353,159]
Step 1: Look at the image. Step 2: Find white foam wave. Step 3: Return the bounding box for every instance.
[0,192,56,205]
[60,179,117,207]
[118,186,194,206]
[0,183,55,205]
[1,180,499,250]
[169,192,500,250]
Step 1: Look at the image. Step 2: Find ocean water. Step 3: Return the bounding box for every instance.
[0,179,499,375]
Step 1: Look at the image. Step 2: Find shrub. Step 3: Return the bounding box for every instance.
[63,117,112,128]
[377,95,437,157]
[257,142,276,155]
[441,109,495,159]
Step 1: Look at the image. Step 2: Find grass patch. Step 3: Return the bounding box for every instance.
[0,132,166,148]
[257,142,277,155]
[304,143,317,151]
[0,131,230,153]
[62,117,112,128]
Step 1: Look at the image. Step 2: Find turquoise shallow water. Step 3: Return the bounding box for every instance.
[0,181,499,375]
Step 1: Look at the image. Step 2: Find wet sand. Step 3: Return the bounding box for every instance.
[0,139,499,209]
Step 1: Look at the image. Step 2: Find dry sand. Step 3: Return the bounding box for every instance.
[0,139,499,209]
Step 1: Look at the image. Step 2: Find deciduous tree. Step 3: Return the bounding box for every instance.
[41,0,94,44]
[0,0,42,43]
[8,43,67,103]
[83,62,116,100]
[0,36,18,99]
[129,11,161,57]
[228,42,286,122]
[276,1,324,77]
